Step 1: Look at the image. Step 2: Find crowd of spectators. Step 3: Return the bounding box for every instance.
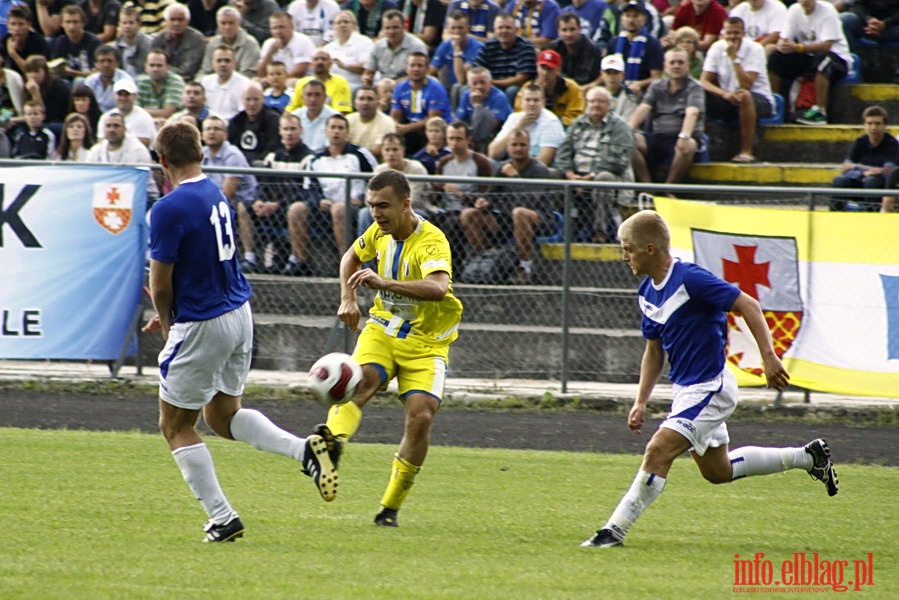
[0,0,896,283]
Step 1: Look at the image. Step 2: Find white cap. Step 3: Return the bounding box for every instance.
[113,78,137,94]
[601,54,625,72]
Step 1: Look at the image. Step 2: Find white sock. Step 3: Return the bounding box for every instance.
[172,442,233,524]
[230,408,305,462]
[604,470,666,540]
[520,259,532,274]
[729,446,812,480]
[244,251,256,263]
[288,255,298,264]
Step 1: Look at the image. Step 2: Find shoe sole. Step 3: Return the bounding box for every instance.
[307,435,339,502]
[807,439,839,497]
[580,539,622,548]
[313,423,344,468]
[204,529,245,543]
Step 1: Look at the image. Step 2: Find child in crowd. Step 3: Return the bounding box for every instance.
[263,61,292,113]
[11,100,56,159]
[375,77,394,114]
[411,116,451,175]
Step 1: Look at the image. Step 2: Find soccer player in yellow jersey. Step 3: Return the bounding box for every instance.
[315,168,463,527]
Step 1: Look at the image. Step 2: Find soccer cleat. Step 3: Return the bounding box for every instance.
[203,514,245,543]
[374,507,399,527]
[312,423,344,469]
[796,106,827,125]
[302,434,339,502]
[580,528,623,548]
[804,438,839,496]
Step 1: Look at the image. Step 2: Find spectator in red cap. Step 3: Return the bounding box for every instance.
[513,48,584,125]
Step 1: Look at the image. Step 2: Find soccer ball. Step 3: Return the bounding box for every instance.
[307,352,362,404]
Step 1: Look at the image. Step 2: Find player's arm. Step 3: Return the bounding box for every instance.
[629,337,664,432]
[337,246,363,331]
[731,292,790,391]
[348,269,449,302]
[144,259,176,340]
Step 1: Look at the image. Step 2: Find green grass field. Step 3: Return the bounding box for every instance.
[2,428,896,599]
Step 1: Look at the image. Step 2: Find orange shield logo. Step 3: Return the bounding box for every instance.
[92,183,134,235]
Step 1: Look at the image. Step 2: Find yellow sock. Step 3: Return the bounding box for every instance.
[326,401,363,440]
[379,454,421,511]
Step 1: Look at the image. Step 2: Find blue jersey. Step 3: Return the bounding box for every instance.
[638,259,740,386]
[149,175,252,323]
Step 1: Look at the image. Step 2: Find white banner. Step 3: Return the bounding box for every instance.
[0,166,148,360]
[655,197,899,397]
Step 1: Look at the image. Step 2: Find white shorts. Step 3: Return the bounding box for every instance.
[659,368,737,456]
[157,302,253,410]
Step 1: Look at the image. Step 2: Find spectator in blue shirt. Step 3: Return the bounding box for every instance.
[446,0,500,42]
[391,51,451,153]
[455,66,511,152]
[429,10,483,87]
[504,0,561,50]
[474,13,537,103]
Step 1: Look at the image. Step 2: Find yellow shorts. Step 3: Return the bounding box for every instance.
[354,323,449,402]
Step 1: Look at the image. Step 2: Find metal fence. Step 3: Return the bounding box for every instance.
[3,159,889,390]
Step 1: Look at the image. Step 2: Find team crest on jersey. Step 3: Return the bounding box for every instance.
[92,183,134,235]
[692,231,803,376]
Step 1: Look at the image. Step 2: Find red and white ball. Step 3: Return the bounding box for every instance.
[307,352,362,404]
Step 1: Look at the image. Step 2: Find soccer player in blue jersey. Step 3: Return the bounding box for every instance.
[313,168,464,527]
[581,210,838,548]
[143,121,338,543]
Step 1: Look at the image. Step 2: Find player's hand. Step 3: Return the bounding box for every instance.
[141,314,169,341]
[763,356,790,391]
[347,268,386,291]
[337,299,361,331]
[628,403,646,433]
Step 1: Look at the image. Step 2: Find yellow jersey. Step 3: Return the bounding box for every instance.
[355,217,463,346]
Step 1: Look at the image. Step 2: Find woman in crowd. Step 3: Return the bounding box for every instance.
[52,112,96,161]
[69,84,103,135]
[22,55,71,130]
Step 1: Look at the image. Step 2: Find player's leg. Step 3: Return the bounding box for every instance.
[317,326,395,467]
[583,370,736,548]
[581,427,689,548]
[374,340,448,527]
[705,440,838,496]
[214,302,338,501]
[157,317,243,541]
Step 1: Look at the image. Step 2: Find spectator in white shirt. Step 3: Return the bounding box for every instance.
[322,10,373,92]
[202,45,252,120]
[257,11,315,81]
[287,0,341,46]
[96,78,157,146]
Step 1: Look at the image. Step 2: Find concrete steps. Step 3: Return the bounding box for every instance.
[689,162,839,186]
[137,308,645,382]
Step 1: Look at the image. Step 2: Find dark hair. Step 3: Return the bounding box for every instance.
[327,113,349,127]
[382,9,404,22]
[23,55,56,95]
[303,79,326,93]
[8,4,33,23]
[55,112,96,160]
[368,168,410,200]
[557,12,580,27]
[408,51,429,62]
[61,5,86,21]
[448,10,469,24]
[156,121,203,167]
[447,120,471,137]
[725,16,745,29]
[94,44,120,62]
[381,132,405,147]
[862,105,888,122]
[69,84,102,132]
